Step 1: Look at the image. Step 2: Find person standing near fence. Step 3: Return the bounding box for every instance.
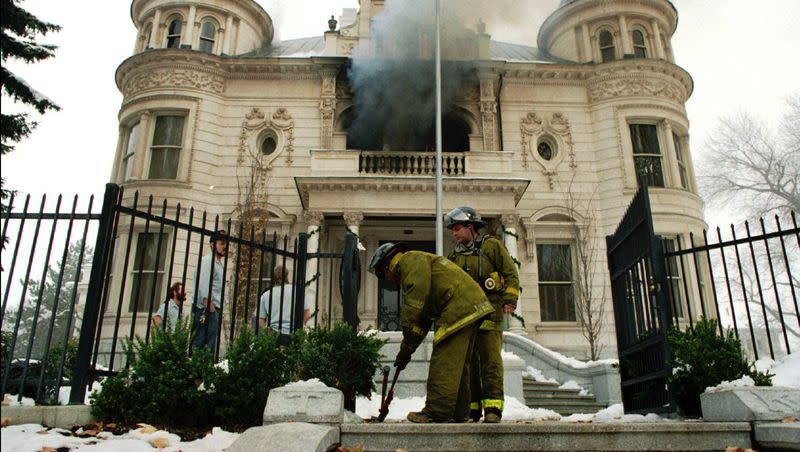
[153,282,185,332]
[192,230,227,354]
[255,265,310,339]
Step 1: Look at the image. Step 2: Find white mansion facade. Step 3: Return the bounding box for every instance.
[108,0,706,359]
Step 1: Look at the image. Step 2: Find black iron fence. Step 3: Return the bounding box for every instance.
[1,183,354,405]
[662,211,799,362]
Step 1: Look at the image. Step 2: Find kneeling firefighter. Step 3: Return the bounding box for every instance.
[445,207,520,423]
[368,242,493,423]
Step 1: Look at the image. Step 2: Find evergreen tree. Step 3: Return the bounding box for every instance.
[7,240,92,360]
[1,0,61,204]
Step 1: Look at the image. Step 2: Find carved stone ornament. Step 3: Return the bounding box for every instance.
[123,69,225,96]
[588,78,684,104]
[343,211,364,227]
[520,111,577,189]
[238,107,295,169]
[319,75,337,149]
[501,213,520,230]
[304,210,324,227]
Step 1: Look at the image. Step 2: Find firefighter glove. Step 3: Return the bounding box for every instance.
[394,344,414,370]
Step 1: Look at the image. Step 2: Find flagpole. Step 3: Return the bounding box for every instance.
[434,0,444,255]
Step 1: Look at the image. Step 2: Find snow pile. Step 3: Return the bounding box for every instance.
[504,332,618,369]
[561,404,670,423]
[284,378,329,390]
[755,352,800,389]
[521,366,557,384]
[559,380,590,396]
[0,423,239,452]
[58,381,103,405]
[503,396,561,421]
[214,359,229,373]
[3,394,35,406]
[355,394,560,421]
[705,375,756,393]
[501,350,521,360]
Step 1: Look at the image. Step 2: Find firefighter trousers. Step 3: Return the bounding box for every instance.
[422,322,479,422]
[469,329,504,413]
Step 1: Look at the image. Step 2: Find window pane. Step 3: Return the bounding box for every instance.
[634,46,647,58]
[632,30,646,46]
[148,148,180,179]
[130,232,168,313]
[539,284,576,321]
[629,124,660,155]
[634,156,665,187]
[599,31,614,47]
[126,122,140,156]
[537,142,553,160]
[130,273,164,313]
[201,22,215,39]
[537,244,572,281]
[601,47,616,62]
[199,39,214,53]
[168,19,182,36]
[153,116,185,146]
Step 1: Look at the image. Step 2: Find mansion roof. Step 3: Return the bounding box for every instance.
[243,37,566,64]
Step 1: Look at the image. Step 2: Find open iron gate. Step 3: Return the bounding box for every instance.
[606,186,675,414]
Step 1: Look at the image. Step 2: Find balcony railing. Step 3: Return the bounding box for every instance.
[358,151,466,176]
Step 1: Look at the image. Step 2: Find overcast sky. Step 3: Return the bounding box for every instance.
[2,0,799,227]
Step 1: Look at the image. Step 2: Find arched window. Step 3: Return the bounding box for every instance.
[198,21,216,53]
[260,130,278,155]
[599,30,616,62]
[166,17,182,49]
[632,29,648,58]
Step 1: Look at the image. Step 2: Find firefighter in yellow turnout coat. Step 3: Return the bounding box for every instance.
[368,243,494,423]
[445,207,520,423]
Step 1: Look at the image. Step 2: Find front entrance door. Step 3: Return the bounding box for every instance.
[378,240,435,331]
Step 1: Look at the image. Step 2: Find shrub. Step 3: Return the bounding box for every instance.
[90,320,215,427]
[286,323,385,401]
[209,327,290,428]
[667,318,771,417]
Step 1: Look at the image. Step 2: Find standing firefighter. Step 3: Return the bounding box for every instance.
[368,243,493,423]
[445,207,520,423]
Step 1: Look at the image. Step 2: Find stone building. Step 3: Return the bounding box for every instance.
[107,0,707,359]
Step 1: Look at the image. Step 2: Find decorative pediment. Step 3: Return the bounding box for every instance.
[239,107,295,169]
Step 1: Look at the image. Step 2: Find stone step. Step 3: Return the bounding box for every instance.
[525,400,610,415]
[523,384,583,396]
[523,391,597,401]
[521,377,560,387]
[340,422,753,451]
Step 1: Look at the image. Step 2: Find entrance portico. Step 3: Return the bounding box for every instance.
[295,175,529,330]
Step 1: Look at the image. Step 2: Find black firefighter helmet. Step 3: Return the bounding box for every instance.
[444,206,486,229]
[368,242,409,279]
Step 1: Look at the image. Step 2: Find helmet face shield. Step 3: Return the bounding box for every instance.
[444,206,485,229]
[368,242,408,278]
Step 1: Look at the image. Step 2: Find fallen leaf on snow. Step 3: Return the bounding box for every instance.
[137,423,158,434]
[41,448,58,452]
[150,438,171,449]
[36,430,49,435]
[783,416,798,423]
[725,448,744,452]
[1,417,9,427]
[78,429,98,437]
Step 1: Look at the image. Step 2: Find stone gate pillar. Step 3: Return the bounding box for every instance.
[304,210,323,326]
[502,213,526,334]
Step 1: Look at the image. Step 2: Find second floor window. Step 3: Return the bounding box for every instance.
[166,18,182,48]
[630,123,665,187]
[537,244,576,322]
[199,21,216,53]
[599,30,616,62]
[149,115,184,179]
[632,30,648,58]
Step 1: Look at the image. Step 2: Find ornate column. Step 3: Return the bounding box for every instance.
[223,15,234,54]
[663,121,681,188]
[651,19,666,59]
[343,211,364,237]
[618,15,632,57]
[304,210,324,326]
[319,70,337,149]
[502,214,526,334]
[183,5,197,48]
[581,23,593,63]
[479,74,498,151]
[149,9,162,48]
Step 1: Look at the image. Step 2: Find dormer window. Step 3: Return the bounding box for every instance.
[599,30,616,62]
[166,17,182,49]
[632,29,648,58]
[198,21,217,53]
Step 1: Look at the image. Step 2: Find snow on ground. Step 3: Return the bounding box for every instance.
[705,375,756,393]
[559,380,590,396]
[561,404,672,423]
[3,394,35,406]
[500,350,520,360]
[521,366,557,384]
[283,378,328,389]
[757,352,800,388]
[502,396,561,421]
[504,332,618,369]
[0,424,238,452]
[58,381,103,405]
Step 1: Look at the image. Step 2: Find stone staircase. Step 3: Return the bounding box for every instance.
[522,378,608,415]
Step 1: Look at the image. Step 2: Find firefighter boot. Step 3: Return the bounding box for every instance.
[407,411,435,423]
[484,408,502,423]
